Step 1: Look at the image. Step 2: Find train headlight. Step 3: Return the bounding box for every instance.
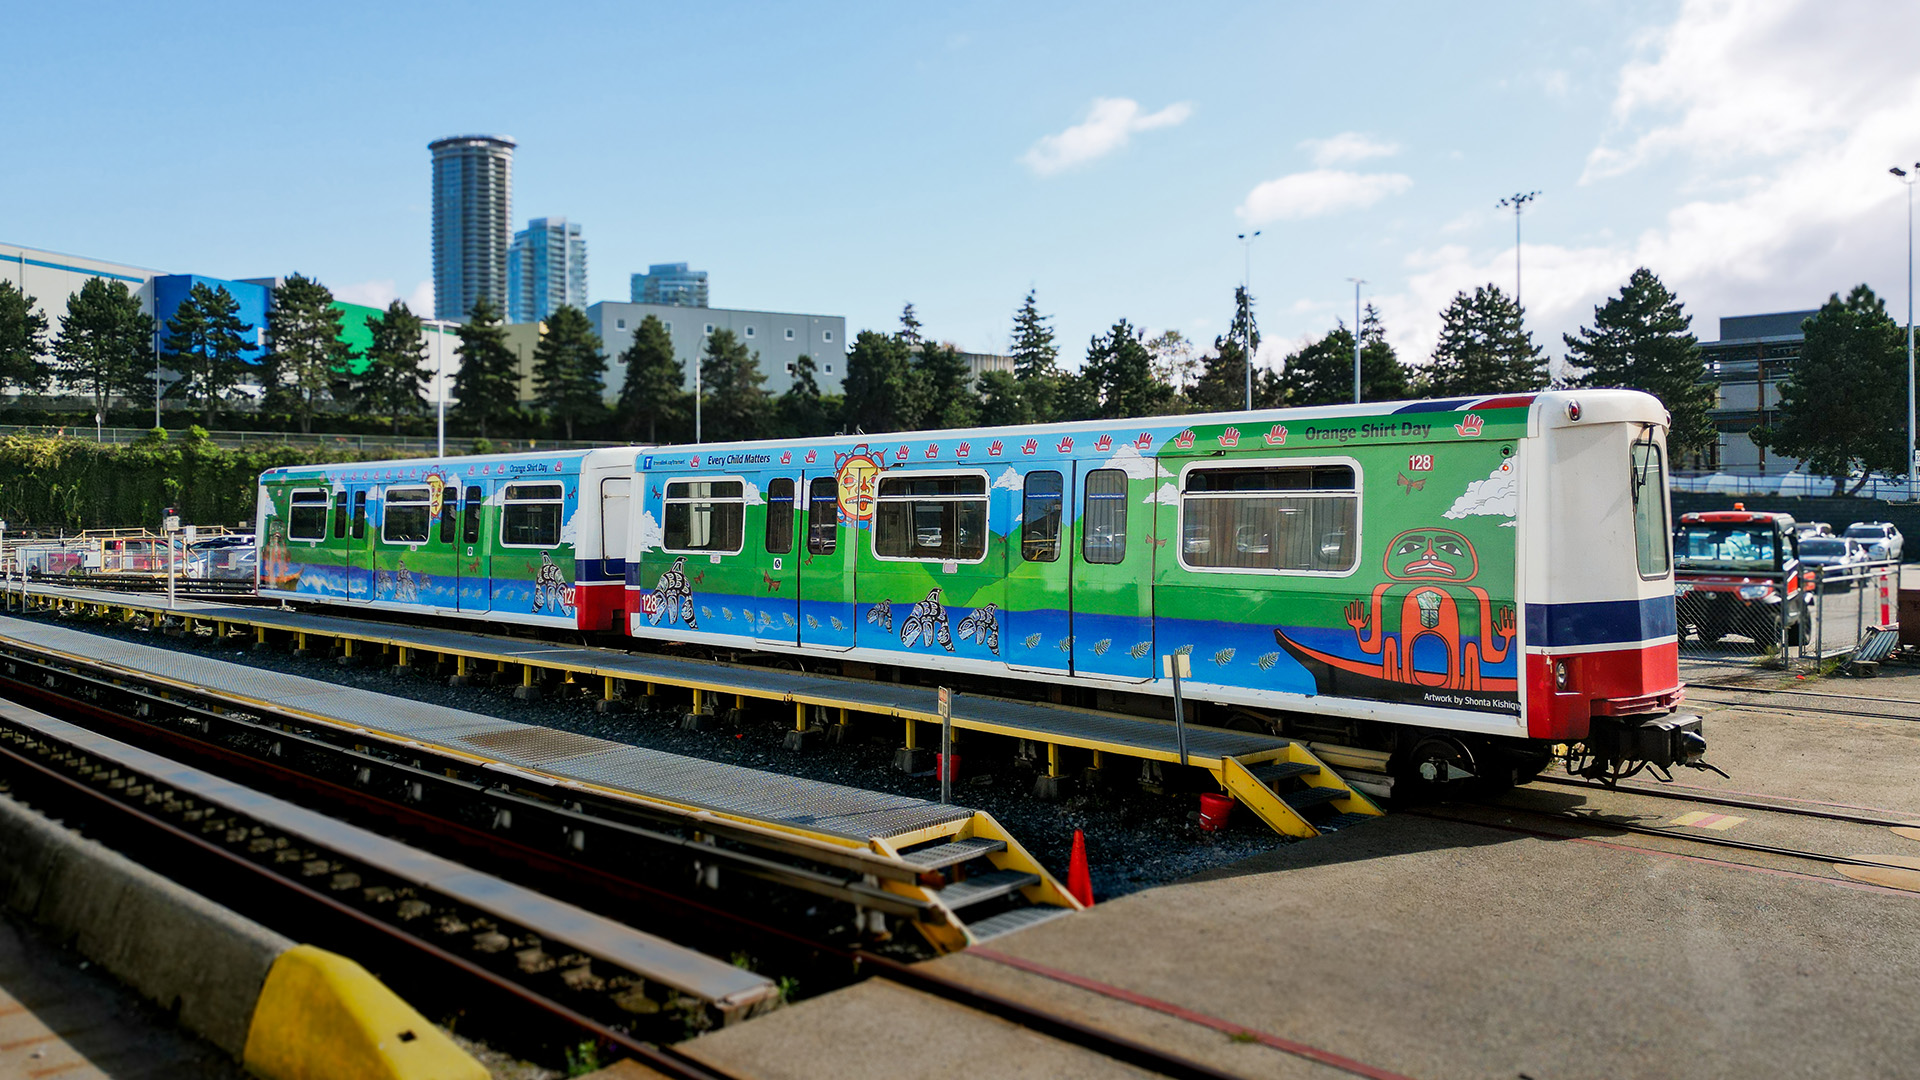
[1554,660,1570,691]
[1736,584,1775,601]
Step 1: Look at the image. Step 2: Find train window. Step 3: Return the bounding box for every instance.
[438,489,457,544]
[383,487,433,544]
[601,478,631,561]
[1082,470,1128,564]
[1021,471,1063,562]
[1180,463,1358,574]
[501,483,564,547]
[462,485,482,544]
[288,490,329,542]
[1630,436,1669,578]
[765,478,795,554]
[333,491,348,539]
[874,473,987,562]
[806,477,838,555]
[663,479,745,554]
[351,491,368,540]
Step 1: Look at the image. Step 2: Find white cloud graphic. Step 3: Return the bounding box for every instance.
[1237,170,1412,224]
[992,466,1024,491]
[1445,461,1518,521]
[1145,481,1178,506]
[636,509,663,553]
[1022,97,1192,176]
[1101,443,1165,480]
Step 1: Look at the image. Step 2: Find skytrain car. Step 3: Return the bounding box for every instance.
[256,447,643,631]
[625,390,1699,785]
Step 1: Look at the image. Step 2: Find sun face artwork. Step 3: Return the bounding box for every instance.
[833,445,884,527]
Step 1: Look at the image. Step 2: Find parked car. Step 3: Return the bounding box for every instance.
[1797,536,1870,588]
[1842,521,1904,562]
[1792,521,1833,542]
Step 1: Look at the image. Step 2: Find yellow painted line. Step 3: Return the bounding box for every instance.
[1670,811,1746,831]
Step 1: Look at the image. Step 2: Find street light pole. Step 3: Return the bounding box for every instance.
[1237,230,1261,409]
[1896,166,1919,502]
[1348,278,1366,403]
[427,320,449,458]
[1496,191,1540,313]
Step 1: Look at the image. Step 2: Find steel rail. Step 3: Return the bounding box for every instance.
[1531,775,1920,829]
[0,716,747,1080]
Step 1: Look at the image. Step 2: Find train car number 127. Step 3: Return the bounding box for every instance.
[1407,453,1434,472]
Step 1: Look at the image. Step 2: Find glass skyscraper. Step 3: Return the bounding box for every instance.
[508,217,588,324]
[629,263,709,308]
[429,134,515,322]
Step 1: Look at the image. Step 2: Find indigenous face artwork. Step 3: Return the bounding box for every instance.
[833,446,884,527]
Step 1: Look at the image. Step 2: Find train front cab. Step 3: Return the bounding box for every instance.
[1522,390,1703,778]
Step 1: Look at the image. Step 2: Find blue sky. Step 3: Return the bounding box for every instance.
[7,0,1915,376]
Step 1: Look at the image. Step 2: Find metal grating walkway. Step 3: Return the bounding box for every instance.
[0,614,973,842]
[8,583,1289,767]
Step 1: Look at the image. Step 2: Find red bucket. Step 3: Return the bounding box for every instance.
[1197,793,1236,831]
[937,753,961,781]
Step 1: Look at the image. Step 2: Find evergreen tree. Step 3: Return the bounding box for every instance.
[841,329,913,433]
[1565,268,1716,460]
[1279,326,1356,408]
[1759,286,1906,494]
[1009,289,1062,422]
[911,341,978,429]
[1193,286,1260,411]
[1083,318,1167,418]
[532,305,606,440]
[161,282,254,426]
[264,273,351,433]
[52,277,153,419]
[450,297,520,439]
[776,353,831,438]
[0,281,50,393]
[356,300,429,434]
[1426,284,1547,397]
[616,314,686,442]
[897,302,923,349]
[976,369,1030,426]
[699,328,770,442]
[1052,370,1101,422]
[1358,303,1410,401]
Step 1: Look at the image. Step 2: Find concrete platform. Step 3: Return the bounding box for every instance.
[676,668,1920,1079]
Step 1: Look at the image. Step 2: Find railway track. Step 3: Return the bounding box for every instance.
[1686,682,1920,725]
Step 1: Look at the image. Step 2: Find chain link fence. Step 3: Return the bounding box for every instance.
[1676,560,1901,672]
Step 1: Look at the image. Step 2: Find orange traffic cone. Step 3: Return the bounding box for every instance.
[1067,829,1094,906]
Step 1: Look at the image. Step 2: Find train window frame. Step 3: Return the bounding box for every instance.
[661,475,746,556]
[1082,469,1129,564]
[461,485,483,545]
[806,476,838,555]
[332,490,348,539]
[351,491,368,540]
[1021,471,1063,563]
[1175,457,1362,577]
[1630,433,1670,580]
[765,477,795,555]
[499,482,565,549]
[288,489,329,542]
[601,477,631,563]
[382,486,434,545]
[437,488,457,544]
[871,470,990,564]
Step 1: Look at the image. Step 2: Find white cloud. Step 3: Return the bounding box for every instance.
[1237,170,1412,224]
[334,279,435,314]
[1300,132,1399,167]
[1022,97,1193,176]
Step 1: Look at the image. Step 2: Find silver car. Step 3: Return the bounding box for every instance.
[1842,522,1904,562]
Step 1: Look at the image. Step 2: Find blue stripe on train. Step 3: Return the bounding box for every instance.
[1525,596,1677,649]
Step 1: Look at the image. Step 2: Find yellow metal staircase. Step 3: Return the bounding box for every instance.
[1217,743,1384,838]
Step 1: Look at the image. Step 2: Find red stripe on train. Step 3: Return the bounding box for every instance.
[1525,642,1683,741]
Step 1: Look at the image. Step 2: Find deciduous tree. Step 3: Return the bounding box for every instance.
[162,282,254,426]
[532,305,606,440]
[1565,268,1716,460]
[616,314,686,442]
[1759,285,1906,495]
[52,277,153,420]
[1426,284,1546,396]
[263,274,352,433]
[450,297,520,439]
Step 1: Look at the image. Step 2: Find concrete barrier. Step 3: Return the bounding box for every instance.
[0,790,485,1079]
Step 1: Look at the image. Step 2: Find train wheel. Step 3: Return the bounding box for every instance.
[1391,734,1479,803]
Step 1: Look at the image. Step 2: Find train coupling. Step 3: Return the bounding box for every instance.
[1576,713,1724,784]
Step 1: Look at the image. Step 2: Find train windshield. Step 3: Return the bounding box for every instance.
[1674,524,1779,571]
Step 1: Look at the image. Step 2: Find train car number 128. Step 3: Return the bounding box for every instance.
[1407,453,1434,472]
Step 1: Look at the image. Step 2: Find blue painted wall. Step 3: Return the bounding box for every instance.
[152,274,269,363]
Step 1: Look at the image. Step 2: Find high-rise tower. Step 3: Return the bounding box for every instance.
[429,134,515,322]
[508,217,588,324]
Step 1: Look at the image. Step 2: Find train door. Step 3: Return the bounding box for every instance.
[797,473,855,649]
[1005,465,1074,675]
[455,481,491,613]
[756,475,802,646]
[1070,466,1154,681]
[344,483,375,602]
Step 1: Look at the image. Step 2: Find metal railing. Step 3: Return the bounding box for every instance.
[0,424,629,454]
[1671,471,1918,501]
[1676,558,1902,670]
